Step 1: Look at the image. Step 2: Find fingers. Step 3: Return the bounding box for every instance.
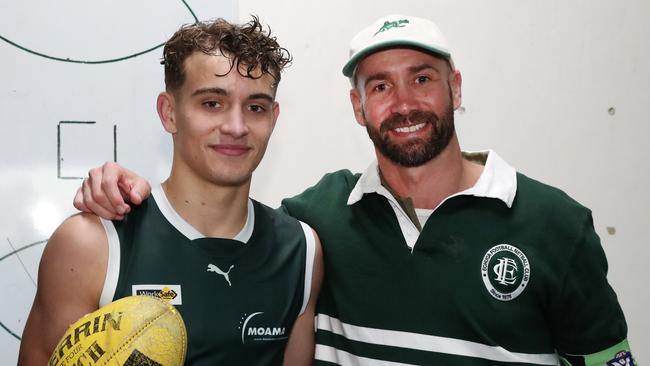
[73,161,150,221]
[123,171,151,205]
[118,180,139,205]
[73,187,89,212]
[81,176,123,220]
[99,162,131,215]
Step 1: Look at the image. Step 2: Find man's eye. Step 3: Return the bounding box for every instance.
[416,75,430,84]
[203,101,220,108]
[248,104,266,113]
[374,83,387,92]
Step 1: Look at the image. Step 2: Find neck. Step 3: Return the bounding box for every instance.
[377,136,483,209]
[162,165,251,238]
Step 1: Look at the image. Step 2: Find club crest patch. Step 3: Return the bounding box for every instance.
[481,244,530,301]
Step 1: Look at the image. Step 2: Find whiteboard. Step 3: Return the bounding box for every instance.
[1,0,648,363]
[0,1,236,362]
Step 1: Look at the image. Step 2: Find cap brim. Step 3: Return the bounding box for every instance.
[342,41,452,77]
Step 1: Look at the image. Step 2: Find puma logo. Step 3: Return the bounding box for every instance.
[207,264,235,286]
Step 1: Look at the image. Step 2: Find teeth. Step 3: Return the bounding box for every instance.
[394,123,426,133]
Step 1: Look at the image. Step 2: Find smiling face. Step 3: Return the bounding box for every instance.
[350,48,462,167]
[157,51,279,187]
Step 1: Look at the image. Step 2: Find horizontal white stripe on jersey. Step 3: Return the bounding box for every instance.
[317,345,419,366]
[316,314,559,365]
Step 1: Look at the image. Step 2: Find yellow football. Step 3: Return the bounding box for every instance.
[48,295,187,366]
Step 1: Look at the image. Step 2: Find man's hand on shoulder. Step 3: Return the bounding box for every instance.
[73,161,152,220]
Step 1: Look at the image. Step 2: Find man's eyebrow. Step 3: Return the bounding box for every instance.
[192,87,227,97]
[408,63,440,74]
[363,64,442,88]
[190,88,274,102]
[248,93,275,103]
[364,72,389,88]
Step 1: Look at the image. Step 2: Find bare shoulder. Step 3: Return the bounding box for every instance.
[41,213,108,275]
[44,212,109,297]
[18,213,109,365]
[51,212,108,246]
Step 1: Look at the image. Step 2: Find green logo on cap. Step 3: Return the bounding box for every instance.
[374,19,410,36]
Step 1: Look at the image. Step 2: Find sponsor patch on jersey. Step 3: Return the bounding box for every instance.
[238,312,288,344]
[481,244,530,301]
[131,284,182,305]
[607,351,635,366]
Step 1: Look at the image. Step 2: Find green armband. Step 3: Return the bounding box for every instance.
[560,339,635,366]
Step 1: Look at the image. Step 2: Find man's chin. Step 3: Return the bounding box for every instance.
[381,150,434,167]
[205,170,253,188]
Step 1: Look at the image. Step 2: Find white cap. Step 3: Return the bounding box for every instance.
[342,14,453,77]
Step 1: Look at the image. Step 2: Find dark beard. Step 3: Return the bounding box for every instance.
[365,105,455,167]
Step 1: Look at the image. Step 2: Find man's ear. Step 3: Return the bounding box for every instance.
[271,101,280,130]
[157,92,177,134]
[450,70,463,110]
[350,88,366,127]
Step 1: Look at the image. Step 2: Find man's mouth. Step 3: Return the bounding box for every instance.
[393,122,427,133]
[210,144,251,156]
[380,110,438,134]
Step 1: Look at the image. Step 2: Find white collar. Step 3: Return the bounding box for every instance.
[152,184,255,243]
[347,150,517,208]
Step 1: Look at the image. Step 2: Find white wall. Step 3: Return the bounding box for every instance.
[1,0,647,363]
[0,1,236,362]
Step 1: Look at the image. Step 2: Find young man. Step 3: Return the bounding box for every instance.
[20,18,322,366]
[72,15,634,366]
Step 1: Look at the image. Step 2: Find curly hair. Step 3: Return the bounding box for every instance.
[162,16,292,91]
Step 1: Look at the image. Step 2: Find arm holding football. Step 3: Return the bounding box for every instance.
[18,213,108,365]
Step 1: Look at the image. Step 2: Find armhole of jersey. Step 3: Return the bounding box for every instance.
[298,221,316,316]
[98,218,121,307]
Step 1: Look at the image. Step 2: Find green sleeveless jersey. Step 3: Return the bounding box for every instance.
[282,169,632,366]
[99,186,316,365]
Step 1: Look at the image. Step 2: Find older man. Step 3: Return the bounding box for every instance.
[73,15,633,366]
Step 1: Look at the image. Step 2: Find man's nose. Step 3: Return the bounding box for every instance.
[390,83,419,116]
[220,108,249,138]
